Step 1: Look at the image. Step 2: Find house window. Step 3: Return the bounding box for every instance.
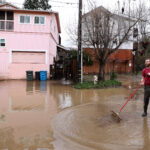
[0,11,5,20]
[0,39,5,47]
[34,16,45,24]
[20,15,30,24]
[0,21,5,30]
[0,11,14,31]
[6,21,14,30]
[7,11,14,20]
[0,11,14,20]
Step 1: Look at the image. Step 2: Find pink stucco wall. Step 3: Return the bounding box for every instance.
[0,51,9,79]
[0,9,60,79]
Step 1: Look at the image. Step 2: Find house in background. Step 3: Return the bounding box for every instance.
[83,48,133,74]
[82,6,139,74]
[0,2,61,79]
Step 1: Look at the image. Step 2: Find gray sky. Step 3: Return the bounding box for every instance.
[6,0,149,47]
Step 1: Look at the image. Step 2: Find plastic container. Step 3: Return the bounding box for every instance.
[35,71,40,80]
[40,71,47,81]
[26,71,33,81]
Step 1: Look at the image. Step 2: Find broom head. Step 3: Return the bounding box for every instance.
[111,110,121,122]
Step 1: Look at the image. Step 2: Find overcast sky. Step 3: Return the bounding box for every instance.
[6,0,149,47]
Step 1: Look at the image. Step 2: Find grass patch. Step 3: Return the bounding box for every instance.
[73,80,122,89]
[137,71,142,75]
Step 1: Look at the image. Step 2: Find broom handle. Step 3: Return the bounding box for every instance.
[120,80,144,113]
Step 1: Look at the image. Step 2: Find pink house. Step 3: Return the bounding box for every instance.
[0,2,61,79]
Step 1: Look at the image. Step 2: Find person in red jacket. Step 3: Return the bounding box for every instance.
[141,58,150,117]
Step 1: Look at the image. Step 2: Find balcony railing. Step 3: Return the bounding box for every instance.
[0,20,14,31]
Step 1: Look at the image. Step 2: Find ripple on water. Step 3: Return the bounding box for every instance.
[51,103,149,150]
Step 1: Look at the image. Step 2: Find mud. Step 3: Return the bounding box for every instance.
[0,75,148,150]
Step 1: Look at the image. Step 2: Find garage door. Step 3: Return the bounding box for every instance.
[12,51,45,64]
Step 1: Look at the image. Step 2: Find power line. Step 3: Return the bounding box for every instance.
[51,5,78,8]
[6,0,78,6]
[6,0,78,8]
[50,0,78,5]
[52,5,78,8]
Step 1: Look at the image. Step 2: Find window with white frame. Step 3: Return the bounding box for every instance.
[19,15,30,24]
[34,16,45,24]
[0,39,5,47]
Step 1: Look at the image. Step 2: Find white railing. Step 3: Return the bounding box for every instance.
[0,20,14,31]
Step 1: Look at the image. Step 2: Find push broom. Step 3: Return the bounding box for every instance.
[111,80,144,122]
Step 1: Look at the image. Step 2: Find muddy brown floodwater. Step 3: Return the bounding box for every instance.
[0,75,149,150]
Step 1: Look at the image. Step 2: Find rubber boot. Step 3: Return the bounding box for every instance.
[142,106,147,117]
[142,112,147,117]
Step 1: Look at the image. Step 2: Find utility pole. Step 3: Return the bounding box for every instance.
[129,0,136,73]
[77,0,83,83]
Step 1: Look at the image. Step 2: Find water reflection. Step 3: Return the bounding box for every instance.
[48,81,131,110]
[58,93,72,109]
[35,81,41,92]
[26,81,34,94]
[10,81,46,111]
[26,81,47,94]
[0,75,146,150]
[40,81,47,92]
[0,80,57,149]
[141,118,150,150]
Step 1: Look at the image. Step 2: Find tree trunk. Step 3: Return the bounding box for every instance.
[98,61,105,82]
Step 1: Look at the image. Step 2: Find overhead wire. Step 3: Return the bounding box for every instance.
[3,0,78,11]
[6,0,78,9]
[52,5,78,8]
[50,0,78,9]
[49,0,78,5]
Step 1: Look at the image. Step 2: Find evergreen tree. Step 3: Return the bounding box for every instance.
[24,0,34,10]
[23,0,51,10]
[40,0,51,10]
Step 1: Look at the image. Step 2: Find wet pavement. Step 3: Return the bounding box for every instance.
[0,75,149,150]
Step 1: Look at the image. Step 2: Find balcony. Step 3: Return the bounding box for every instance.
[0,20,14,31]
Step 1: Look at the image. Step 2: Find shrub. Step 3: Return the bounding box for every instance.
[73,80,122,89]
[110,71,117,80]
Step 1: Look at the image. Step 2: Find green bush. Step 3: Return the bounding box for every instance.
[73,80,122,89]
[137,71,142,75]
[110,71,117,80]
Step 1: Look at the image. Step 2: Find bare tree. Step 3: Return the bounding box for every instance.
[81,0,148,81]
[131,1,150,73]
[67,0,148,81]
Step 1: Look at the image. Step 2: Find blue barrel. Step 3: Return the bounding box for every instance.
[40,71,47,81]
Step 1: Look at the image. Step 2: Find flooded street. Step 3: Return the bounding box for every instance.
[0,75,149,150]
